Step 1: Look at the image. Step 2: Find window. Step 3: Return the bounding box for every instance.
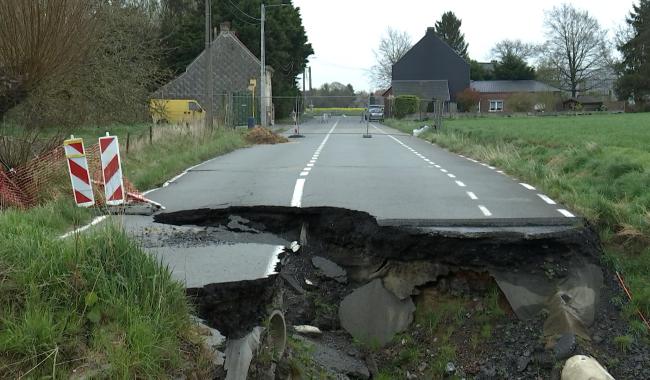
[489,100,504,112]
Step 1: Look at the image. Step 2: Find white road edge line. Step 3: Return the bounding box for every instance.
[557,209,576,218]
[59,216,109,239]
[478,205,492,216]
[291,178,306,207]
[467,191,478,200]
[520,183,536,190]
[537,194,557,205]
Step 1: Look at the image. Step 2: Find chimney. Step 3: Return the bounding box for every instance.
[220,22,231,34]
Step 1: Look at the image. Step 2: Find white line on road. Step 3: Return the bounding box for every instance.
[557,209,576,218]
[537,194,557,205]
[435,165,441,168]
[291,179,305,207]
[467,191,478,200]
[291,121,338,208]
[478,205,493,216]
[455,181,466,187]
[441,169,448,173]
[447,173,456,178]
[520,183,536,190]
[59,216,108,239]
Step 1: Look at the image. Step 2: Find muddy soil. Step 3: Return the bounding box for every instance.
[149,206,649,379]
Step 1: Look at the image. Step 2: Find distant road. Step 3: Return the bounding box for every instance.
[141,116,575,225]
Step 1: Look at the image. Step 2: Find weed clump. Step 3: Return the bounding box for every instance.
[245,127,289,145]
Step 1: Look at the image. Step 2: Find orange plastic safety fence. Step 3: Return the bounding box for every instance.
[0,143,141,210]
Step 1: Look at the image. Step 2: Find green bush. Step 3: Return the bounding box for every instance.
[394,95,419,119]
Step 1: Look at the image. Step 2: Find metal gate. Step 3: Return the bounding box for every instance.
[231,91,260,126]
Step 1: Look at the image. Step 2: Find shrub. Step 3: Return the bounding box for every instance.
[456,88,481,112]
[394,95,419,119]
[508,92,534,112]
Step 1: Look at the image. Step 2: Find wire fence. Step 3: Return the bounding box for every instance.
[0,142,142,210]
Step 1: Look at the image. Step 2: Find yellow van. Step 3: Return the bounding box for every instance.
[149,99,205,124]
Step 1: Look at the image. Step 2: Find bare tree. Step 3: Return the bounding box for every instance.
[490,39,538,62]
[542,4,610,97]
[0,0,96,117]
[370,27,412,89]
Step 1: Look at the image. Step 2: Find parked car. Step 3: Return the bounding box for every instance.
[367,105,384,122]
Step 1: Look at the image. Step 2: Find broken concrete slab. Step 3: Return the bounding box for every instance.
[382,261,450,300]
[561,355,614,380]
[312,256,347,283]
[224,327,263,380]
[293,335,370,379]
[339,279,415,347]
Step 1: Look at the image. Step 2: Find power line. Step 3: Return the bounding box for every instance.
[226,0,260,22]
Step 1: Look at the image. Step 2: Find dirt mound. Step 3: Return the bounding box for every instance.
[245,127,288,145]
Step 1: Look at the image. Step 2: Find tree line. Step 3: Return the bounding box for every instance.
[371,2,650,104]
[0,0,312,128]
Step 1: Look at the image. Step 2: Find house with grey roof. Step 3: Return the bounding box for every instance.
[388,27,470,102]
[153,23,273,125]
[470,80,562,113]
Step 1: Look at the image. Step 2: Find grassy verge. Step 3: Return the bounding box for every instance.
[385,114,650,319]
[0,220,208,378]
[0,125,249,377]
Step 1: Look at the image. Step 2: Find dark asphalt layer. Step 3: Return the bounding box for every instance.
[142,116,576,224]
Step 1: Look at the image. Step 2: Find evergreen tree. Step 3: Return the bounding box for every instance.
[434,11,469,59]
[617,0,650,102]
[469,60,494,81]
[493,53,536,80]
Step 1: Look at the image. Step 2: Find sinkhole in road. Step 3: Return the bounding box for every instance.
[153,206,608,378]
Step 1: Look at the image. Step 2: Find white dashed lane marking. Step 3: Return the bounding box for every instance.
[558,209,576,218]
[467,191,478,200]
[537,194,557,205]
[520,183,536,190]
[455,181,466,187]
[291,121,338,207]
[478,205,493,216]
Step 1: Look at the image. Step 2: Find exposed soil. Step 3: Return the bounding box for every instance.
[245,127,289,145]
[150,206,649,379]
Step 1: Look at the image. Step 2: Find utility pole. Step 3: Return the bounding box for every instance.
[302,69,306,114]
[204,0,213,130]
[260,3,266,128]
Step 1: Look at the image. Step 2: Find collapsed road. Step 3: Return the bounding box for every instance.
[119,117,648,379]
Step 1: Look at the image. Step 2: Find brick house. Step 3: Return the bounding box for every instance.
[153,23,273,124]
[470,80,563,113]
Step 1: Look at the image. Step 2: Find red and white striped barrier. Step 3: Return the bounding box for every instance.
[99,134,125,206]
[64,137,95,207]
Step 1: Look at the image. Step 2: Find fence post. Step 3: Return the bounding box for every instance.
[149,125,153,145]
[126,132,130,154]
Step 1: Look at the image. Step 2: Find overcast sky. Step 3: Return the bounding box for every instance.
[292,0,636,92]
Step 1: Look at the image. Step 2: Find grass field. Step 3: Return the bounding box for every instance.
[386,113,650,321]
[0,124,248,377]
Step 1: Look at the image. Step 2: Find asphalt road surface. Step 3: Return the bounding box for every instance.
[139,116,575,225]
[120,116,578,287]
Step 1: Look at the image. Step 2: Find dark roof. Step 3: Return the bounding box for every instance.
[564,96,604,104]
[392,80,450,101]
[470,80,561,93]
